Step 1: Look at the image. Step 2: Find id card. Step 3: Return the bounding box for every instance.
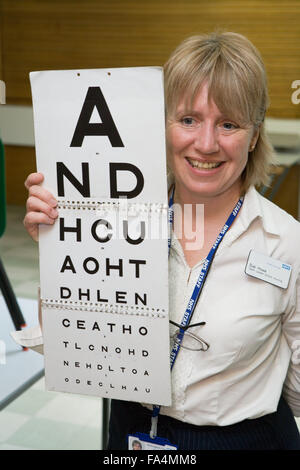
[245,250,292,289]
[128,433,177,450]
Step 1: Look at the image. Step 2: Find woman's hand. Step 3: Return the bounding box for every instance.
[23,172,58,241]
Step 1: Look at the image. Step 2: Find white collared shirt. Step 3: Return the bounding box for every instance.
[154,184,300,425]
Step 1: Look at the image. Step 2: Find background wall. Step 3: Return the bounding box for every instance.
[0,0,299,205]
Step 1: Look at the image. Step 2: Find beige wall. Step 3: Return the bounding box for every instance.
[1,0,300,206]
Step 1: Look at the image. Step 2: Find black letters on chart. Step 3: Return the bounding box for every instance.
[70,87,124,147]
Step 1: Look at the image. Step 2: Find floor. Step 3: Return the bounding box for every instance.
[0,205,103,450]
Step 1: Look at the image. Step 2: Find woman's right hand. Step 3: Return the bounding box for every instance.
[23,172,58,241]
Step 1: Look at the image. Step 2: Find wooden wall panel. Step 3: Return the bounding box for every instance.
[4,144,36,205]
[0,0,299,208]
[272,165,300,220]
[1,0,300,118]
[262,164,300,220]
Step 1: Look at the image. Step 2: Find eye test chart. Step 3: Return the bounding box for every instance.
[30,67,171,406]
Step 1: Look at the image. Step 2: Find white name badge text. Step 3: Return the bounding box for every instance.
[245,250,292,289]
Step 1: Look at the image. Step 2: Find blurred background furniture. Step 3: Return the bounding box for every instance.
[0,141,44,412]
[259,118,300,218]
[0,296,44,411]
[0,138,26,331]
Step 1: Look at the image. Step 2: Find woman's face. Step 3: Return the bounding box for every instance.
[166,82,259,201]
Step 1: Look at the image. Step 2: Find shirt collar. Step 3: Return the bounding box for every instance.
[167,173,280,237]
[238,185,280,236]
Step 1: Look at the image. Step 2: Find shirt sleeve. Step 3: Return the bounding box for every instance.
[282,270,300,416]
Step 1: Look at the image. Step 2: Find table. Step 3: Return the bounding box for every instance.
[0,296,44,410]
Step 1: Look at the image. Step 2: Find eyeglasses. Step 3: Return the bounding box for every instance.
[169,320,209,352]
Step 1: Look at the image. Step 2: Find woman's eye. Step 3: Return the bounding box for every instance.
[222,122,237,130]
[181,117,195,126]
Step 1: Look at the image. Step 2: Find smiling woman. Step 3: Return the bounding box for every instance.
[163,32,277,268]
[22,31,300,450]
[106,32,300,450]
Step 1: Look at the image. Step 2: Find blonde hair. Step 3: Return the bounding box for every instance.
[164,31,275,194]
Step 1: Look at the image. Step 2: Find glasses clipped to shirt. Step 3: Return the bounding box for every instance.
[169,320,209,351]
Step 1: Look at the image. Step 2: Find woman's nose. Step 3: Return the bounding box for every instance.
[193,123,219,154]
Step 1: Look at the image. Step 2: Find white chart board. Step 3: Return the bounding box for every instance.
[30,67,171,405]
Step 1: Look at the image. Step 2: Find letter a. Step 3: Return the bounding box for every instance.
[70,87,124,147]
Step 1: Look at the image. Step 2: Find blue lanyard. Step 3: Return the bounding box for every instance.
[150,186,244,438]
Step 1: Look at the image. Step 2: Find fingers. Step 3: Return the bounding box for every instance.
[23,210,56,229]
[23,172,58,241]
[23,211,56,241]
[25,172,57,207]
[28,184,58,208]
[26,195,58,219]
[24,172,44,190]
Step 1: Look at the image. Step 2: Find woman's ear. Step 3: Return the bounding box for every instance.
[249,125,260,152]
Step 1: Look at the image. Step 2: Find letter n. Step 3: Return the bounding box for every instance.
[57,162,90,197]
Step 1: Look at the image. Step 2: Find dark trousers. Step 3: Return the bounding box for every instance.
[107,396,300,450]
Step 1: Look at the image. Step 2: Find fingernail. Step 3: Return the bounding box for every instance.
[50,199,57,207]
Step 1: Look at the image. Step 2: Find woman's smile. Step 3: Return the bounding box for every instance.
[185,157,225,172]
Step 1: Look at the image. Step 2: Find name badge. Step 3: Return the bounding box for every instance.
[128,433,177,450]
[245,250,292,289]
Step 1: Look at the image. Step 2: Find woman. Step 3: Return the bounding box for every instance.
[23,32,300,450]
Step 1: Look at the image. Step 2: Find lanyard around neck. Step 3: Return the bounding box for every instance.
[168,185,244,368]
[150,186,244,438]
